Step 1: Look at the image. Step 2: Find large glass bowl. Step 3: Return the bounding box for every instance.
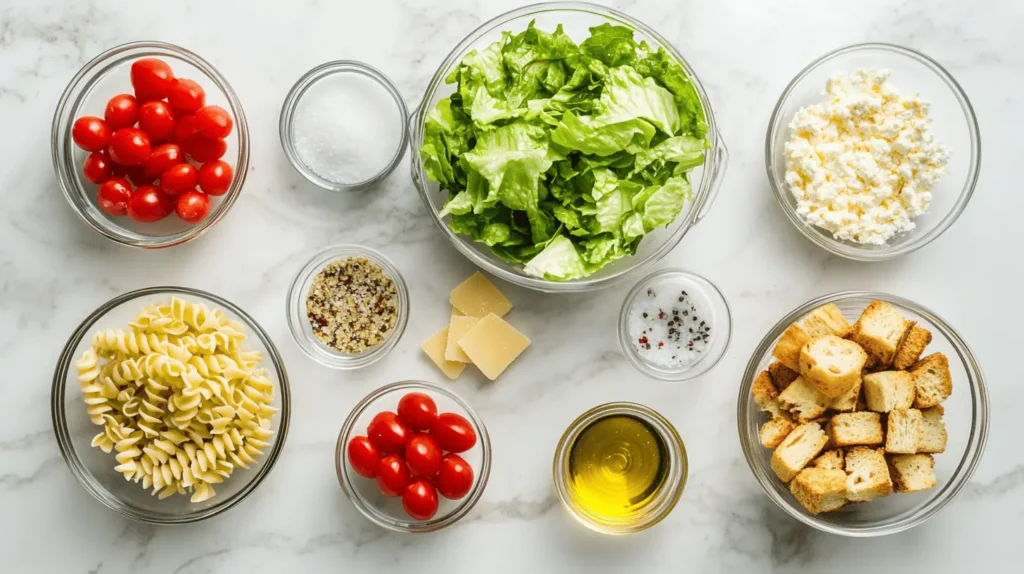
[409,2,728,293]
[51,287,290,524]
[737,291,988,536]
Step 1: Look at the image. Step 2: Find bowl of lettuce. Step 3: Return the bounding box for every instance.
[411,2,728,292]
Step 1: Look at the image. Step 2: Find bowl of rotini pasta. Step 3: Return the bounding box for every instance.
[51,286,290,523]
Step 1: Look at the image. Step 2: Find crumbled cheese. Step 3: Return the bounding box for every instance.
[784,70,949,245]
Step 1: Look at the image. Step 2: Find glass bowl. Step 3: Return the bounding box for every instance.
[552,402,687,535]
[336,380,491,533]
[409,1,728,293]
[52,41,249,249]
[286,245,409,369]
[51,286,291,524]
[765,43,981,260]
[737,291,989,536]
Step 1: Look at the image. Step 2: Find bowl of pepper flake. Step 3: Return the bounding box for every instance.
[287,245,409,369]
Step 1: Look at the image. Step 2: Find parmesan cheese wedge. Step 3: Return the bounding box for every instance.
[445,313,480,363]
[421,327,466,380]
[457,313,530,380]
[449,272,512,318]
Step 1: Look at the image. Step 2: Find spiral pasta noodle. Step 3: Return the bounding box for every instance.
[75,297,276,503]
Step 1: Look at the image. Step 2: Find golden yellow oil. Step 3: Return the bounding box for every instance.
[566,414,668,520]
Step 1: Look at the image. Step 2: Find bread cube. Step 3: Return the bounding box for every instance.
[863,371,916,412]
[772,324,810,372]
[778,376,831,423]
[759,417,795,449]
[847,301,912,368]
[771,422,828,482]
[910,353,953,408]
[885,408,923,454]
[768,361,800,391]
[799,335,868,398]
[828,377,862,412]
[827,412,883,447]
[801,303,853,338]
[892,325,933,370]
[844,446,894,502]
[918,406,948,454]
[887,453,937,493]
[752,370,788,420]
[791,468,848,514]
[812,449,845,471]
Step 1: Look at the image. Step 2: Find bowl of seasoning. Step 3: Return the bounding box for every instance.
[286,245,409,369]
[618,269,731,381]
[553,402,687,535]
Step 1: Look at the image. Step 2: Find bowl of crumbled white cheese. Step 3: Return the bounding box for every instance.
[765,43,980,260]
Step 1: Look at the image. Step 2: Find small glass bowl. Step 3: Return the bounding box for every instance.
[280,60,409,191]
[286,245,409,369]
[738,291,989,536]
[766,43,981,260]
[618,269,732,381]
[51,286,291,524]
[52,41,249,249]
[552,402,687,535]
[336,380,491,533]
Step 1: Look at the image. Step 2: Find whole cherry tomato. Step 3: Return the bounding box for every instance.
[195,105,233,139]
[347,435,382,479]
[375,455,411,497]
[82,151,113,184]
[397,392,438,431]
[108,127,151,166]
[124,166,155,187]
[143,143,184,178]
[402,478,439,520]
[130,58,175,101]
[175,190,210,224]
[72,116,112,152]
[96,177,132,216]
[435,453,474,500]
[160,163,198,196]
[172,113,198,143]
[104,94,138,130]
[432,413,477,453]
[138,100,175,142]
[197,160,233,196]
[405,433,442,477]
[126,184,173,222]
[168,78,206,113]
[367,411,409,454]
[183,135,227,163]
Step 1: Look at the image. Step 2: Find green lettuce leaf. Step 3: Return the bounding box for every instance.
[524,235,588,280]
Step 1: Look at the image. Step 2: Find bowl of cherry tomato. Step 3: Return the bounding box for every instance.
[336,381,491,533]
[52,41,248,248]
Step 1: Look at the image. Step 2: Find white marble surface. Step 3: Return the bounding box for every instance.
[1,0,1021,571]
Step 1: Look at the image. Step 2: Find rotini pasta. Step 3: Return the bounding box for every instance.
[75,296,275,503]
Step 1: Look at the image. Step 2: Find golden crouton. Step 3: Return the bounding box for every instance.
[799,335,868,398]
[847,301,912,369]
[791,468,848,514]
[812,449,845,471]
[771,422,829,482]
[778,376,831,423]
[768,361,800,391]
[887,453,937,493]
[759,417,795,449]
[885,408,923,454]
[772,324,810,372]
[844,446,893,502]
[863,371,916,412]
[910,353,953,408]
[892,325,933,370]
[918,406,947,454]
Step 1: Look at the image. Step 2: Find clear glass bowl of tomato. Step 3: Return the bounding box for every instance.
[52,41,249,248]
[335,380,491,533]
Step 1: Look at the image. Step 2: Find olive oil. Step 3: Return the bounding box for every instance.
[566,414,669,520]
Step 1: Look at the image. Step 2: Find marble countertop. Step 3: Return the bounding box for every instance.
[2,0,1021,571]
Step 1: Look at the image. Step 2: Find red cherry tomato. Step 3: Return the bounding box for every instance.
[71,116,112,152]
[143,143,184,178]
[367,411,409,454]
[347,435,382,479]
[126,184,173,222]
[183,135,227,163]
[397,392,438,431]
[402,478,439,520]
[96,177,133,216]
[194,105,233,139]
[175,190,210,224]
[104,94,138,130]
[405,433,442,477]
[159,163,198,196]
[138,100,175,142]
[168,78,206,113]
[172,113,198,143]
[108,128,151,166]
[124,166,155,187]
[197,160,233,196]
[435,453,474,500]
[82,152,113,184]
[375,455,411,497]
[130,58,175,101]
[432,413,477,453]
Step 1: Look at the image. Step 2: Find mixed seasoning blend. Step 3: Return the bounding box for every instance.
[306,257,399,354]
[627,283,712,369]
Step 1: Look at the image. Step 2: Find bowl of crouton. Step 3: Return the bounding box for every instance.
[738,292,988,536]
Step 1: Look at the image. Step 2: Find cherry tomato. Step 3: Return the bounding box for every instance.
[108,128,151,166]
[159,163,198,196]
[126,184,173,222]
[124,166,155,187]
[175,190,210,224]
[143,143,184,178]
[402,478,439,520]
[82,151,113,184]
[138,100,175,142]
[375,455,411,497]
[71,116,112,152]
[96,177,132,216]
[397,392,438,431]
[104,94,138,130]
[432,413,477,453]
[197,160,233,196]
[435,453,474,500]
[168,78,206,113]
[130,58,175,101]
[367,411,409,454]
[347,435,382,478]
[183,135,227,163]
[404,433,442,477]
[194,105,233,139]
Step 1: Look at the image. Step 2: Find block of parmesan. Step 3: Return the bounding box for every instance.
[458,313,530,380]
[421,327,466,380]
[445,312,479,363]
[450,272,512,318]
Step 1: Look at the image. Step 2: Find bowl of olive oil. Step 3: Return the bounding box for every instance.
[553,403,687,534]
